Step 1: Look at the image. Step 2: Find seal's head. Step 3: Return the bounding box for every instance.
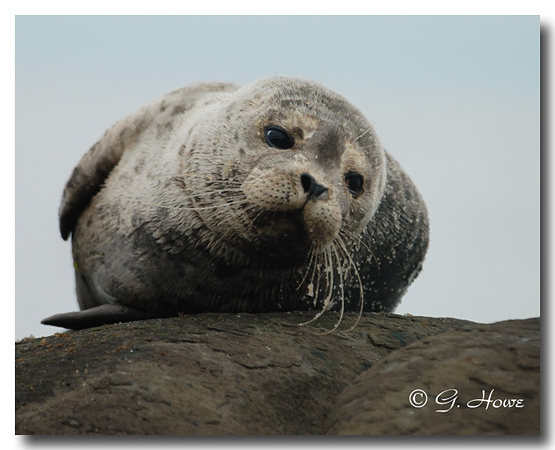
[177,77,387,265]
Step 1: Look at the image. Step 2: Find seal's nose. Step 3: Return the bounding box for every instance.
[300,173,329,201]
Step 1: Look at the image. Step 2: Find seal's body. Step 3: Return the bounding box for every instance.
[43,77,429,330]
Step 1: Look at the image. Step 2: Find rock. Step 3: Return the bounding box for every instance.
[326,318,540,435]
[15,312,539,435]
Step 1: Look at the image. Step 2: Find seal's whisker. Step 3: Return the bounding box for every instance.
[133,196,249,212]
[186,199,250,211]
[175,176,244,190]
[354,125,375,142]
[317,243,347,335]
[298,246,335,328]
[335,233,366,332]
[308,251,322,308]
[371,110,386,127]
[340,227,379,269]
[296,244,317,291]
[204,204,260,235]
[322,247,335,311]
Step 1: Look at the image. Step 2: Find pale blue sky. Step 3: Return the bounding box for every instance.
[16,16,538,96]
[15,15,540,339]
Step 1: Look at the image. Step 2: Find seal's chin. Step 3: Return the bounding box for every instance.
[247,209,338,262]
[251,210,309,247]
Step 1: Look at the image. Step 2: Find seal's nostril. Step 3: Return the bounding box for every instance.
[300,173,328,200]
[300,173,314,193]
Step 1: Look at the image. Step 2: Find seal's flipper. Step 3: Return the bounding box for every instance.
[41,304,167,330]
[58,116,148,240]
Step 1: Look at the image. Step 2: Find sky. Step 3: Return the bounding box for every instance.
[14,15,540,340]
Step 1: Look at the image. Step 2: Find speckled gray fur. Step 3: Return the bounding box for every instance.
[43,77,429,330]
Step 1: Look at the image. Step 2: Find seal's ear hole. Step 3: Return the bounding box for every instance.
[345,171,364,198]
[264,126,295,150]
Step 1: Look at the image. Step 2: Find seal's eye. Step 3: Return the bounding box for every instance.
[264,126,295,150]
[345,171,364,198]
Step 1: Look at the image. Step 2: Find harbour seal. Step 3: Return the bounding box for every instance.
[42,76,429,331]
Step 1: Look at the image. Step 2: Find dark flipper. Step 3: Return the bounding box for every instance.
[41,304,170,330]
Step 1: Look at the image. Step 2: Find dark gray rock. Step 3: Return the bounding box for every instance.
[326,318,540,435]
[15,312,539,435]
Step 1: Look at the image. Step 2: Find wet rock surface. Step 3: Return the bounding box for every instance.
[15,312,539,435]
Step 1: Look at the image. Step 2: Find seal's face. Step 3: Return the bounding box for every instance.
[181,77,386,265]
